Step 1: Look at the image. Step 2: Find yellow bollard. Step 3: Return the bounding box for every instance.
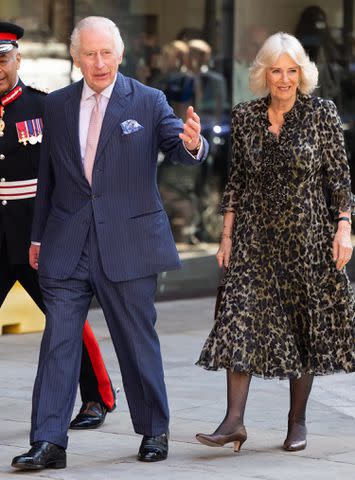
[0,281,45,335]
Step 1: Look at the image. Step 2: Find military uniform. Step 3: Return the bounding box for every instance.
[0,22,116,425]
[0,80,45,265]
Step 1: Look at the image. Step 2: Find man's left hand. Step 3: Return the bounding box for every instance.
[179,106,201,151]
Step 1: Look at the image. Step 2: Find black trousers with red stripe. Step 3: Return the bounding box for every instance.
[0,241,115,411]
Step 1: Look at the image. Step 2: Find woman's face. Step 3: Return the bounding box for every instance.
[266,53,300,103]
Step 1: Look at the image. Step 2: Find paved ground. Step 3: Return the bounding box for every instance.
[0,296,354,479]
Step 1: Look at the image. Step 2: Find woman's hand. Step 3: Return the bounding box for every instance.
[333,222,353,270]
[216,236,233,269]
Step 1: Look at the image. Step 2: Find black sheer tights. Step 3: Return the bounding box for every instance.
[214,371,252,435]
[213,371,313,439]
[285,373,314,444]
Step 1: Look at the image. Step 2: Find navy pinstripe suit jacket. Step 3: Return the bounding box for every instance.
[31,73,208,282]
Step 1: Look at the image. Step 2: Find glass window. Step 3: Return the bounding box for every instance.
[1,0,234,296]
[5,1,355,293]
[233,0,355,192]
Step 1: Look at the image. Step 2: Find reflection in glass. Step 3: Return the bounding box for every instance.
[2,0,235,249]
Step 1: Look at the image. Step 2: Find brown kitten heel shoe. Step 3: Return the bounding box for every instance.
[283,422,307,452]
[196,424,247,452]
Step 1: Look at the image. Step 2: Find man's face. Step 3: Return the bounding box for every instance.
[0,50,21,95]
[72,29,122,93]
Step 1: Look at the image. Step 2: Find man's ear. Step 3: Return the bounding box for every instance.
[118,48,124,66]
[70,48,80,68]
[16,51,21,70]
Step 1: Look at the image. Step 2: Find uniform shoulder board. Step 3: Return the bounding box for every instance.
[28,84,49,95]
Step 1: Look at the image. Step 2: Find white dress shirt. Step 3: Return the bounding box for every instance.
[79,76,117,159]
[80,75,203,160]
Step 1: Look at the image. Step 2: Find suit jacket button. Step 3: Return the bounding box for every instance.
[2,200,7,206]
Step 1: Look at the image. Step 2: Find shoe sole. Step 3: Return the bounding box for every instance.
[12,460,66,470]
[283,442,307,452]
[196,436,223,448]
[69,421,104,430]
[12,463,43,470]
[137,455,168,462]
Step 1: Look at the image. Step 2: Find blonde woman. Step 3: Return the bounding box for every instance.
[196,32,355,453]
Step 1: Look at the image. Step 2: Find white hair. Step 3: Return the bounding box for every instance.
[70,16,124,57]
[249,32,318,96]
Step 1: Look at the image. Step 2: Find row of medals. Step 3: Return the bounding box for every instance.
[0,117,42,143]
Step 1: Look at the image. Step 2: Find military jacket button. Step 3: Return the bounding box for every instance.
[0,178,5,182]
[0,154,4,160]
[2,200,7,206]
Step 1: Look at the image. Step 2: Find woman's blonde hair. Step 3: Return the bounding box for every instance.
[249,32,318,96]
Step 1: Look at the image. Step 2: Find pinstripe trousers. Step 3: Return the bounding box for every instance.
[30,222,169,449]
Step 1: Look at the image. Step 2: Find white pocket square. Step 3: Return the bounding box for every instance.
[120,119,144,135]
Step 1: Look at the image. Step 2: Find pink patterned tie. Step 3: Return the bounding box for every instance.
[84,93,103,185]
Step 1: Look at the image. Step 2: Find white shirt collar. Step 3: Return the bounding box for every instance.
[81,74,117,101]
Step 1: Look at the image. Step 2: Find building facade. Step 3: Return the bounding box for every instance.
[2,0,355,295]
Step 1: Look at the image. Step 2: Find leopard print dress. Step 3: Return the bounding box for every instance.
[197,93,355,379]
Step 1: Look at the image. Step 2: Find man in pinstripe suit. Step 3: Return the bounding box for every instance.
[12,16,208,471]
[0,21,116,431]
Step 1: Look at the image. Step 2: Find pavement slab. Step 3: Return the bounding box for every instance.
[0,297,354,479]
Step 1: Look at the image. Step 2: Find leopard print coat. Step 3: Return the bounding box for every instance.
[197,93,355,379]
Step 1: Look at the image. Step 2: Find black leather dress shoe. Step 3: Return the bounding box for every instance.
[137,433,168,462]
[11,441,66,470]
[69,401,107,429]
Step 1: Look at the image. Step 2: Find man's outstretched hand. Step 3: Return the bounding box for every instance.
[179,106,201,151]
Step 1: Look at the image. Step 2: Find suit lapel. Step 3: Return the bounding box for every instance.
[64,80,83,169]
[95,73,132,161]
